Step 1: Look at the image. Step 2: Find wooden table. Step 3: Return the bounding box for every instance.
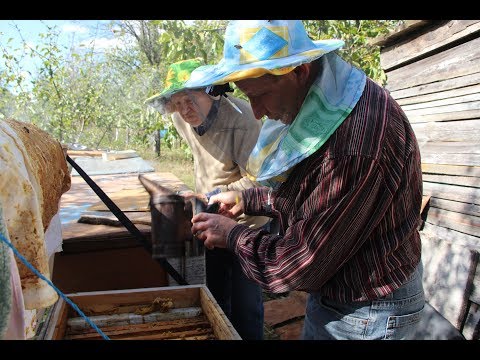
[52,172,192,294]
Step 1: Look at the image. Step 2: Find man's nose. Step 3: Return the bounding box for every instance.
[179,104,190,116]
[251,104,265,120]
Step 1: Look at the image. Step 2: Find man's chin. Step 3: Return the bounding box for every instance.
[278,118,293,125]
[185,118,202,126]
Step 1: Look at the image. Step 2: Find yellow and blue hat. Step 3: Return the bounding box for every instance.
[185,20,344,88]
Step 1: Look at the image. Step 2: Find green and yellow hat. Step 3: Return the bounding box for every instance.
[145,57,205,114]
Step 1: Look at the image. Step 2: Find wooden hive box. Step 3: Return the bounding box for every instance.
[43,285,241,340]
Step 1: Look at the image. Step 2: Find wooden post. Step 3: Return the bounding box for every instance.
[154,129,161,157]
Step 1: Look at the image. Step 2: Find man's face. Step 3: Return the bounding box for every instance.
[170,90,212,127]
[235,73,300,125]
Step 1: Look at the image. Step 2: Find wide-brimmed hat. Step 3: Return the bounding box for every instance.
[145,57,205,113]
[185,20,344,88]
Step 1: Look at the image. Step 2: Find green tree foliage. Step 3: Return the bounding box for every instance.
[113,20,228,154]
[304,20,403,85]
[1,24,110,144]
[0,22,159,149]
[112,20,226,95]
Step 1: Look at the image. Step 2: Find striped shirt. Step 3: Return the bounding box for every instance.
[227,78,423,302]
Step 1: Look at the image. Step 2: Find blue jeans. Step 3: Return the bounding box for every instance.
[302,263,425,340]
[206,247,264,340]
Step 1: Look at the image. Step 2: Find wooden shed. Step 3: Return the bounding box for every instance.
[373,20,480,340]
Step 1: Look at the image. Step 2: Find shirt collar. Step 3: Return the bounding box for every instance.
[193,98,220,136]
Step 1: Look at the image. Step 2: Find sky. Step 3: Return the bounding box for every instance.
[0,20,122,90]
[0,20,196,90]
[0,19,195,53]
[0,20,119,50]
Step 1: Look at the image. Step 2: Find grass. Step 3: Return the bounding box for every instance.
[137,146,195,190]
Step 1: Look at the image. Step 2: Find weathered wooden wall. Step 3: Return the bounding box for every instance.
[375,20,480,340]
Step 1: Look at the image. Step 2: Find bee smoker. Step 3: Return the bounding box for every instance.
[138,174,190,259]
[139,174,207,285]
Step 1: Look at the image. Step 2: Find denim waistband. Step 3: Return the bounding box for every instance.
[379,262,424,302]
[308,262,424,303]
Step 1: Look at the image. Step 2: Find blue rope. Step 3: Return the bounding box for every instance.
[0,233,110,340]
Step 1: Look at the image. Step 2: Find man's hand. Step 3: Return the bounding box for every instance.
[208,190,244,218]
[178,190,207,204]
[191,212,238,250]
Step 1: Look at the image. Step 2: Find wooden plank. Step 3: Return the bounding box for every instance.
[61,172,190,217]
[420,141,480,168]
[420,141,480,155]
[102,150,139,161]
[276,320,304,340]
[412,119,480,142]
[421,195,431,214]
[62,221,152,240]
[77,211,151,226]
[421,222,480,250]
[417,140,480,166]
[422,174,480,188]
[371,20,432,47]
[405,100,480,117]
[118,333,214,340]
[34,306,56,340]
[85,178,189,212]
[428,197,480,218]
[471,263,480,304]
[421,163,480,177]
[87,188,150,212]
[43,298,69,340]
[67,307,203,331]
[51,247,169,294]
[199,287,241,340]
[112,328,214,340]
[401,92,480,111]
[462,301,480,340]
[264,292,307,327]
[425,207,480,237]
[391,72,480,100]
[397,84,480,107]
[67,315,209,336]
[423,182,480,205]
[61,236,146,254]
[67,150,103,157]
[420,152,480,167]
[61,222,152,253]
[66,329,208,340]
[63,286,202,316]
[70,328,214,340]
[421,233,478,329]
[380,20,480,71]
[408,109,480,123]
[67,317,214,340]
[74,316,211,336]
[463,262,479,338]
[386,37,480,92]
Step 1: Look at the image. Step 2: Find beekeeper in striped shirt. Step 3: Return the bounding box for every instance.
[189,20,425,340]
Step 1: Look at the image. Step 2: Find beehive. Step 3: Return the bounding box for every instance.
[44,285,241,340]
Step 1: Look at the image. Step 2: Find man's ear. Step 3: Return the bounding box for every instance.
[165,100,176,113]
[293,63,311,84]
